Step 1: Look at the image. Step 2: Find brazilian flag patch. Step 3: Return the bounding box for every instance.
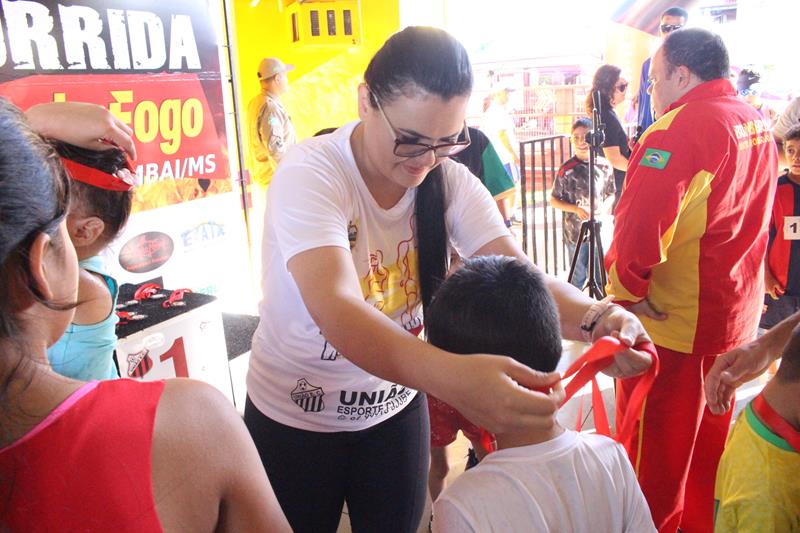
[640,148,672,170]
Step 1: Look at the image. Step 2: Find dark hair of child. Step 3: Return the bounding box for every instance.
[425,255,562,373]
[51,141,133,244]
[572,117,592,131]
[784,125,800,144]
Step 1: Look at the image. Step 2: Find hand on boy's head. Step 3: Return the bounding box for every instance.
[443,353,561,434]
[26,102,137,160]
[594,304,654,378]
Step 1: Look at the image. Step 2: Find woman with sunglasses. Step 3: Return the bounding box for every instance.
[588,64,631,212]
[246,26,652,533]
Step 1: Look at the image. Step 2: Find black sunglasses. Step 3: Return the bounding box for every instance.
[369,89,471,158]
[660,23,683,33]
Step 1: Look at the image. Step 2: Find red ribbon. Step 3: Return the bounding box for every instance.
[752,393,800,453]
[62,157,135,192]
[478,337,659,455]
[560,336,658,445]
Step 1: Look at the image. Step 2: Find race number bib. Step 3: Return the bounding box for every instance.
[784,216,800,240]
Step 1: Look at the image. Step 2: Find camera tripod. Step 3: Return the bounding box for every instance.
[566,89,607,299]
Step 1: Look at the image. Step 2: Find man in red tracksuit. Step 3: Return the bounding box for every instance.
[605,28,778,533]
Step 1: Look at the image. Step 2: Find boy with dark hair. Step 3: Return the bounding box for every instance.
[762,125,800,329]
[551,118,615,289]
[430,256,654,532]
[713,324,800,532]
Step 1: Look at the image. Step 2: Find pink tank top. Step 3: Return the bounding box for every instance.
[0,379,165,532]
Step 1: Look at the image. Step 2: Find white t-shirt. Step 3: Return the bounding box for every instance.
[481,103,518,165]
[247,121,509,432]
[773,96,800,141]
[432,430,656,533]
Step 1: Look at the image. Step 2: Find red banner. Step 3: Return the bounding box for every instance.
[0,0,232,212]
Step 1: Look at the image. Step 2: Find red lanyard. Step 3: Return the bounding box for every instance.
[560,336,658,445]
[479,337,658,454]
[752,393,800,453]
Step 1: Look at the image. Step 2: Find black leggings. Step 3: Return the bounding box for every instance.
[244,392,430,533]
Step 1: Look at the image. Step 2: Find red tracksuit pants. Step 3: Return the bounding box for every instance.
[616,346,733,533]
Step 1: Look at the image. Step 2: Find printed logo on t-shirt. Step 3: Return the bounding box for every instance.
[320,338,341,361]
[126,349,153,378]
[336,384,413,422]
[291,378,325,412]
[359,219,421,331]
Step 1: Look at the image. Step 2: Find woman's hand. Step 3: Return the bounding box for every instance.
[437,353,564,434]
[593,304,654,378]
[26,102,137,159]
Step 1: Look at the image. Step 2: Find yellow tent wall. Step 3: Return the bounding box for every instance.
[232,0,400,149]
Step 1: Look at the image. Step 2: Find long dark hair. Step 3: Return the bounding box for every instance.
[586,64,621,112]
[51,141,133,243]
[0,99,71,342]
[364,26,473,317]
[0,99,75,514]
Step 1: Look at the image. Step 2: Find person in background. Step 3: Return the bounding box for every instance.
[47,142,134,381]
[736,68,777,127]
[430,256,655,532]
[773,96,800,168]
[550,117,615,290]
[636,7,688,138]
[605,28,778,532]
[761,126,800,331]
[451,126,516,225]
[481,87,521,226]
[713,324,800,532]
[0,99,290,532]
[246,57,296,189]
[588,64,630,212]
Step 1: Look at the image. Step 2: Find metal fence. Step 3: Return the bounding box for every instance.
[519,134,572,276]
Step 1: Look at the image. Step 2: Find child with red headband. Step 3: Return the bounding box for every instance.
[47,141,135,380]
[428,256,655,532]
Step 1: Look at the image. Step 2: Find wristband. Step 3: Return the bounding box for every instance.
[579,295,616,342]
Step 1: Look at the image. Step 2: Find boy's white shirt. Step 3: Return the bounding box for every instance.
[432,429,656,533]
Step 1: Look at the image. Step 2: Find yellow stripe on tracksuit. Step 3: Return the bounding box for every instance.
[643,169,715,353]
[607,168,714,353]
